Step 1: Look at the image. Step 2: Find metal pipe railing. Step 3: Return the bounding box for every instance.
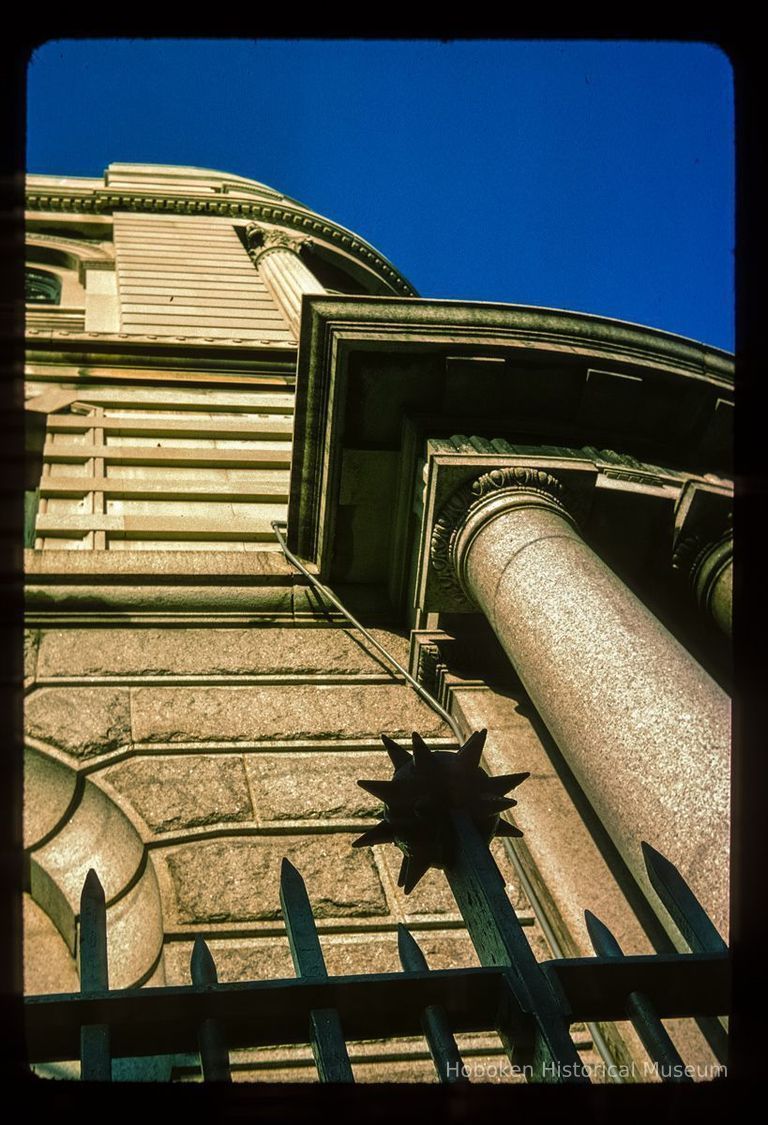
[271,521,464,742]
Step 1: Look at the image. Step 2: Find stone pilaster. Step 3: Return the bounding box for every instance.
[430,466,731,942]
[245,223,326,338]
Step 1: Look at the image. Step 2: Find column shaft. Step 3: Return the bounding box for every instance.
[692,539,733,637]
[247,227,326,338]
[456,497,730,942]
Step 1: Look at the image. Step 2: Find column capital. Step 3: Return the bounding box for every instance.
[430,466,576,604]
[245,222,313,263]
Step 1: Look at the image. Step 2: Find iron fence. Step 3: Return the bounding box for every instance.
[25,732,729,1084]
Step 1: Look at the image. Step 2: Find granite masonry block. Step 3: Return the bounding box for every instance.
[163,930,479,987]
[26,687,131,758]
[381,855,458,916]
[131,684,449,743]
[162,937,295,986]
[24,630,39,682]
[24,748,79,849]
[381,837,529,919]
[24,894,79,996]
[37,626,409,678]
[245,752,385,821]
[164,835,388,923]
[322,931,480,976]
[103,755,253,833]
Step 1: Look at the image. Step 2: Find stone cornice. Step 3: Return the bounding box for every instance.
[288,298,734,589]
[25,189,417,298]
[299,297,734,385]
[431,467,573,604]
[429,436,732,493]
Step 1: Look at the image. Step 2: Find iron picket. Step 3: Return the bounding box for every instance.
[445,811,590,1083]
[585,910,692,1082]
[396,924,469,1085]
[642,843,727,954]
[279,858,355,1082]
[79,869,111,1082]
[190,936,232,1082]
[642,842,729,1065]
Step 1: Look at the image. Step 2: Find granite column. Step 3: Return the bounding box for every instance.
[431,467,730,941]
[246,223,326,339]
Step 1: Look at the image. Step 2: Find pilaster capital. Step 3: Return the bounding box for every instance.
[430,466,576,604]
[245,222,313,263]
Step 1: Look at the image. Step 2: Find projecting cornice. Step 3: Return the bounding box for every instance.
[288,295,733,591]
[296,296,734,384]
[25,189,417,298]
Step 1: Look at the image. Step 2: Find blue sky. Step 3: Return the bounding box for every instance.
[27,39,734,350]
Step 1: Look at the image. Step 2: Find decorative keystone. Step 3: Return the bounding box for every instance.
[353,730,529,893]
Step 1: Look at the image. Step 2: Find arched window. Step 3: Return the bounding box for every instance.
[25,267,62,305]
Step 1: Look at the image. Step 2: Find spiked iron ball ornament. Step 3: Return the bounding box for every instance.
[353,730,529,894]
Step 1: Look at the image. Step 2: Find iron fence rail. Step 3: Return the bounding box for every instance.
[25,823,729,1083]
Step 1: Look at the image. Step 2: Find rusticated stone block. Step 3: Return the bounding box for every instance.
[381,837,527,919]
[163,938,294,986]
[164,931,481,985]
[103,755,253,833]
[24,630,39,682]
[131,684,449,743]
[322,931,480,976]
[246,752,384,821]
[404,931,481,972]
[163,930,480,986]
[37,626,408,678]
[164,835,388,923]
[25,687,131,758]
[384,857,458,916]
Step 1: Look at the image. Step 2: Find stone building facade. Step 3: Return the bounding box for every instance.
[23,164,733,1081]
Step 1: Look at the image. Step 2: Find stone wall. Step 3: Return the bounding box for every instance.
[25,621,593,1080]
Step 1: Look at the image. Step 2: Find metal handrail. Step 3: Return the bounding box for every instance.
[271,520,464,742]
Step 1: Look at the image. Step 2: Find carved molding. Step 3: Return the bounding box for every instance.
[25,191,417,296]
[672,532,710,583]
[415,641,443,696]
[27,233,114,261]
[430,466,571,603]
[430,436,712,490]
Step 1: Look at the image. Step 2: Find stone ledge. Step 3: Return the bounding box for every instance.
[162,930,480,987]
[24,548,300,580]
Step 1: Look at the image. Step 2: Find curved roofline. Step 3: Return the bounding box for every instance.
[25,164,419,298]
